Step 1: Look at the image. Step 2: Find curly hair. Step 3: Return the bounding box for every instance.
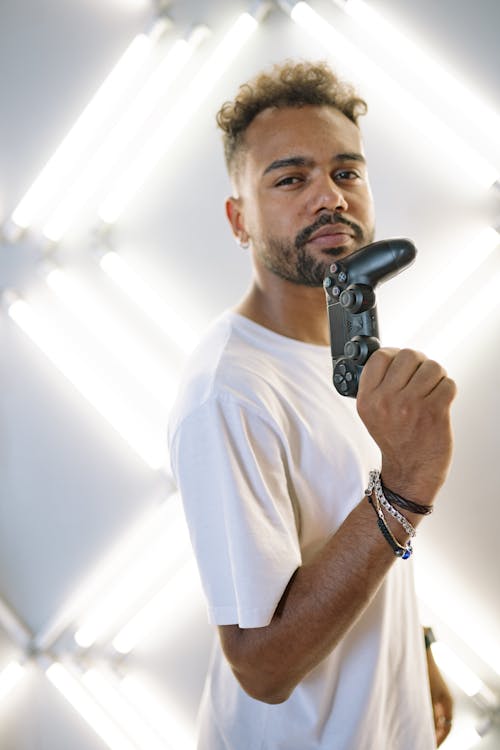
[216,60,367,177]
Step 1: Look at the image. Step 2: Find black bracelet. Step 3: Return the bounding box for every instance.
[367,495,412,559]
[381,482,433,516]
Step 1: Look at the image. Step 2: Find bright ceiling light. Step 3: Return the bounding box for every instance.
[384,226,500,345]
[45,268,178,409]
[339,0,500,145]
[119,674,196,749]
[0,662,25,702]
[82,669,167,750]
[431,641,485,697]
[34,494,180,651]
[289,2,498,189]
[424,265,500,362]
[74,503,191,648]
[99,251,199,353]
[46,663,137,750]
[42,29,210,242]
[112,559,200,654]
[7,296,166,471]
[98,12,258,223]
[11,35,153,231]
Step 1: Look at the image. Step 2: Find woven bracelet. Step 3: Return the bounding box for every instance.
[366,470,416,537]
[381,482,433,516]
[366,491,413,560]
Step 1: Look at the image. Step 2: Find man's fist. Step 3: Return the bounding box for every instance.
[356,348,457,507]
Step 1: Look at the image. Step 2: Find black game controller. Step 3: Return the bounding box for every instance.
[323,238,416,397]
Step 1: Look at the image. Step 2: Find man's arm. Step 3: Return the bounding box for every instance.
[218,348,456,704]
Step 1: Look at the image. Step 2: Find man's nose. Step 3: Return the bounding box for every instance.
[309,176,348,214]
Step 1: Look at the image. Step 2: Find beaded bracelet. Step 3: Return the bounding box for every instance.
[365,486,413,560]
[381,482,433,516]
[366,470,416,538]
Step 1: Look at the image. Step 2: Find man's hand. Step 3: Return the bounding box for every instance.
[426,645,454,746]
[356,348,457,507]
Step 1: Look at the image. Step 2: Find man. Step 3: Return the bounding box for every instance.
[168,61,455,749]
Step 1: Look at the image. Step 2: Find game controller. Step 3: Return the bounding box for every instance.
[323,238,417,397]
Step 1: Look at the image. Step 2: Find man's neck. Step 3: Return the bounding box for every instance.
[234,281,330,346]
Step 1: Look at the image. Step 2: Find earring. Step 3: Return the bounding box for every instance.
[238,237,250,250]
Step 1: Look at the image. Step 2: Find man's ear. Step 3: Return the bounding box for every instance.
[225,196,249,245]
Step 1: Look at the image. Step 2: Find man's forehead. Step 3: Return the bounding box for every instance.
[243,105,365,169]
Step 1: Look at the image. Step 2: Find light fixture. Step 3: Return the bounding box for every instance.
[423,265,500,362]
[384,226,500,346]
[287,2,498,189]
[33,491,179,651]
[74,498,191,648]
[45,267,178,409]
[6,295,166,471]
[0,662,25,703]
[337,0,500,148]
[112,559,200,654]
[98,12,259,223]
[99,251,199,353]
[82,668,168,750]
[46,662,137,750]
[119,674,196,749]
[10,34,154,232]
[42,28,210,242]
[431,641,485,697]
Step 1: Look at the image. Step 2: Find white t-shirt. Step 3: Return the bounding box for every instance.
[168,311,436,750]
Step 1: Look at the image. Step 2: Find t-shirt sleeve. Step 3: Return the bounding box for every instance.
[169,393,302,629]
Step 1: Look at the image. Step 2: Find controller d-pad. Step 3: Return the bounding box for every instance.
[333,360,359,397]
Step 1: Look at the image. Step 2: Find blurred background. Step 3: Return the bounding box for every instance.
[0,1,499,748]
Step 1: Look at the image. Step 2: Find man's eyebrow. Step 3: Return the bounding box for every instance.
[262,152,366,177]
[262,156,313,176]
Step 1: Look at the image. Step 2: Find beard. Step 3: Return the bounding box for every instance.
[254,212,374,287]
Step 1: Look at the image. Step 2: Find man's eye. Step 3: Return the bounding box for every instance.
[275,175,302,187]
[335,169,361,181]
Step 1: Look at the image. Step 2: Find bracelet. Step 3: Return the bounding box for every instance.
[424,626,436,650]
[366,470,416,537]
[381,482,433,516]
[365,486,413,560]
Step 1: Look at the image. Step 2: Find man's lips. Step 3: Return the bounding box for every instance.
[306,224,354,247]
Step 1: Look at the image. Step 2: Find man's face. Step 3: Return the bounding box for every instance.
[230,105,376,286]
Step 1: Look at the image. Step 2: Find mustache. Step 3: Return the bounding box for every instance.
[295,212,364,248]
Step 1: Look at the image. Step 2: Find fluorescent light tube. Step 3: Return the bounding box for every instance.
[45,268,178,409]
[82,669,167,750]
[0,662,25,702]
[99,12,258,223]
[11,35,153,231]
[99,252,199,353]
[289,2,498,189]
[42,31,209,241]
[46,663,137,750]
[7,297,165,471]
[341,0,500,146]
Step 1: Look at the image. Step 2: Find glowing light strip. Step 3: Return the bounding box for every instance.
[99,12,258,223]
[0,662,25,702]
[341,0,500,145]
[42,33,206,241]
[11,35,153,230]
[112,559,199,654]
[46,268,177,409]
[99,252,199,353]
[46,663,137,750]
[120,675,196,749]
[82,669,167,750]
[424,266,500,361]
[34,493,180,651]
[385,226,500,345]
[289,2,498,188]
[431,642,484,697]
[7,297,165,470]
[74,505,190,647]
